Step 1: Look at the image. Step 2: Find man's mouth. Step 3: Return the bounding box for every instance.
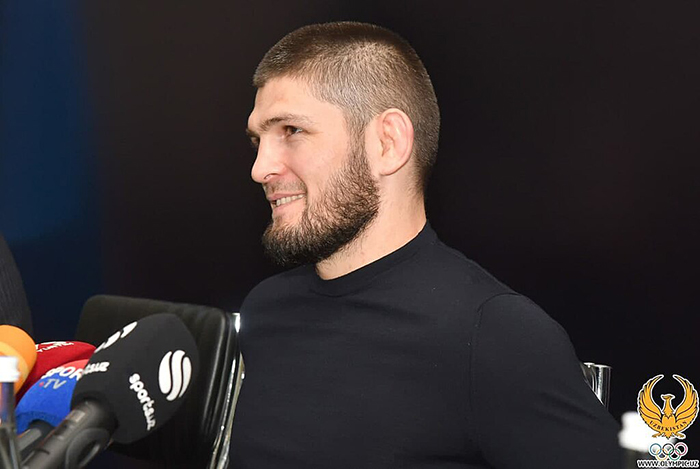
[273,194,304,208]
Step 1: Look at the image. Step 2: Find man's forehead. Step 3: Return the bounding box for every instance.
[255,77,299,102]
[252,77,310,113]
[247,77,343,132]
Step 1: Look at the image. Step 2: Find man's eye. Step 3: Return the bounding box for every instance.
[284,126,302,136]
[249,138,260,150]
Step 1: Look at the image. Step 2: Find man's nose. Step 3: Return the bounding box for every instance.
[251,139,283,184]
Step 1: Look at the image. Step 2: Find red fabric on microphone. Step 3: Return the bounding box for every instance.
[17,341,95,400]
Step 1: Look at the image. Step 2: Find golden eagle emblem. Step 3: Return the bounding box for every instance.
[638,374,698,439]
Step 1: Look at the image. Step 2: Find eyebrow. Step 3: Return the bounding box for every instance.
[246,113,316,139]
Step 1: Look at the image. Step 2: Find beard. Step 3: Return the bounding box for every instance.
[261,140,380,267]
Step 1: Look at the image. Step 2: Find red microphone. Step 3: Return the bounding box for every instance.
[17,341,95,400]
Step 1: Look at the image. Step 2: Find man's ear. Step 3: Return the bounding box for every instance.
[373,108,414,176]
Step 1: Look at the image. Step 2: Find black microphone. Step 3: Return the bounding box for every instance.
[23,313,200,469]
[0,233,33,334]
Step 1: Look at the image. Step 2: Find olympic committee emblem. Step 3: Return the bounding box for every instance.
[638,374,699,439]
[648,442,688,462]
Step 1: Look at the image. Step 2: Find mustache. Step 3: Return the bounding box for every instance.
[263,181,307,196]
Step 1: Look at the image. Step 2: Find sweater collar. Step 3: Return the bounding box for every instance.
[308,221,437,297]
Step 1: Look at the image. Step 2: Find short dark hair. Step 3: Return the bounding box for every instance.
[253,21,440,193]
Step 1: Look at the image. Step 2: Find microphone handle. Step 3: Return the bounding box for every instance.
[18,421,54,461]
[22,399,116,469]
[0,425,21,469]
[0,378,21,469]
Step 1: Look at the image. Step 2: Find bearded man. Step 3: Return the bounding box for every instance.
[231,21,622,469]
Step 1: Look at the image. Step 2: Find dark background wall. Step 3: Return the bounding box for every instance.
[2,0,699,463]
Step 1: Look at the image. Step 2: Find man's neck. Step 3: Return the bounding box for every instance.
[315,202,427,280]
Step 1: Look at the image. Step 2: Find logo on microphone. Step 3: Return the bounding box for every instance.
[94,321,138,354]
[37,341,75,352]
[129,373,157,431]
[42,364,84,381]
[158,350,193,402]
[82,361,110,377]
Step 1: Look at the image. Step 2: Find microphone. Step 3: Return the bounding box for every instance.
[23,313,199,469]
[0,233,34,334]
[0,325,37,392]
[18,341,95,400]
[15,359,88,460]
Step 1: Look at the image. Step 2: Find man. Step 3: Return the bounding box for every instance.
[231,21,622,468]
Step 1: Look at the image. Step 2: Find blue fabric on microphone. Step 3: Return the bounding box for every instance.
[15,358,87,432]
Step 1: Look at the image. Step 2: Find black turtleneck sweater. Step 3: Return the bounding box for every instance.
[229,224,622,468]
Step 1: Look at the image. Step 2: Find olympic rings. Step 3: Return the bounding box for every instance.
[649,442,688,461]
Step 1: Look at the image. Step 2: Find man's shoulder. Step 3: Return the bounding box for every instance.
[411,232,515,301]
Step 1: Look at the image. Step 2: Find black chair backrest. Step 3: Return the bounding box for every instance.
[75,295,242,468]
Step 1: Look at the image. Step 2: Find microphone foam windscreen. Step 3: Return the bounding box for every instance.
[0,324,37,392]
[0,233,33,334]
[18,341,96,400]
[71,313,199,444]
[16,358,89,432]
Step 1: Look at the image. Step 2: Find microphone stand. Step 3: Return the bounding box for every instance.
[0,356,21,469]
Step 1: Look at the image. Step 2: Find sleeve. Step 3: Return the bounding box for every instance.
[471,293,622,469]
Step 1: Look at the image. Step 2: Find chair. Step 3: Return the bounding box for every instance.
[75,295,244,469]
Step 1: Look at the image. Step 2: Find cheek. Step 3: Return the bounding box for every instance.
[291,141,348,192]
[304,166,338,200]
